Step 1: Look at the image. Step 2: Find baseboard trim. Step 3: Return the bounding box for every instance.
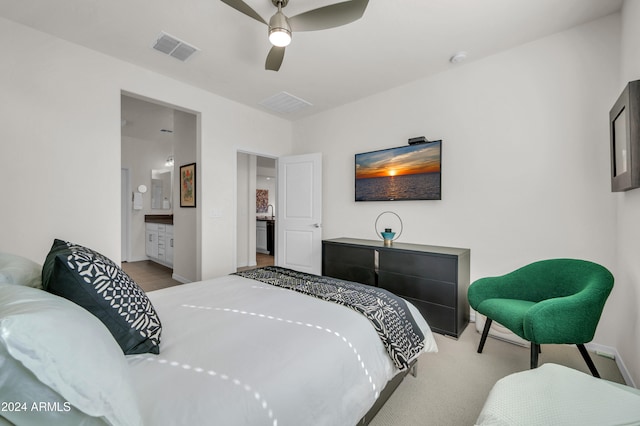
[125,256,149,263]
[586,342,636,388]
[471,311,635,387]
[172,273,192,284]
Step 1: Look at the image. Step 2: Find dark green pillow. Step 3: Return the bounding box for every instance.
[42,239,161,355]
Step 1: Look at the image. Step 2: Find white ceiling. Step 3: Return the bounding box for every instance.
[0,0,623,120]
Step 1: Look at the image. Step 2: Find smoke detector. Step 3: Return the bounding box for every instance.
[449,51,468,64]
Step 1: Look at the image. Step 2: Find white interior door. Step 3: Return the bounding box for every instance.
[276,153,322,275]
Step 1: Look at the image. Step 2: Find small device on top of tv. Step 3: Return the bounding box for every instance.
[355,140,442,201]
[408,136,428,145]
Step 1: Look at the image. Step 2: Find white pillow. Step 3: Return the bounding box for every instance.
[0,252,42,288]
[0,284,143,426]
[0,344,107,426]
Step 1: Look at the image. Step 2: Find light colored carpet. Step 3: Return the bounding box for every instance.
[370,323,625,426]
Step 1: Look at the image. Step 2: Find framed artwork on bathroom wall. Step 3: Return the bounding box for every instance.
[180,163,196,208]
[256,189,268,213]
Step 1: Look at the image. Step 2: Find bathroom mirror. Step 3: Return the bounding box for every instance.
[151,168,172,210]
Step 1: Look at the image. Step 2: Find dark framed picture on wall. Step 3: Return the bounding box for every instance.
[180,163,196,207]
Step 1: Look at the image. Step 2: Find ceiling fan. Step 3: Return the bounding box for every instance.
[220,0,369,71]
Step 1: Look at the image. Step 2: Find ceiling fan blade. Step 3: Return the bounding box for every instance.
[265,46,286,71]
[289,0,369,32]
[219,0,267,25]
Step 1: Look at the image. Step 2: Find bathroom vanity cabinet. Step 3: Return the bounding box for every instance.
[145,215,173,268]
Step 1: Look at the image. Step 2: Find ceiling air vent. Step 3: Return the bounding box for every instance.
[259,92,312,114]
[152,32,199,62]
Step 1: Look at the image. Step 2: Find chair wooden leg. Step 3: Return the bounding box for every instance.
[530,343,539,369]
[577,344,600,378]
[477,318,492,353]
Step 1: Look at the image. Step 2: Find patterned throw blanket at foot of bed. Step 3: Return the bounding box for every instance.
[234,266,425,370]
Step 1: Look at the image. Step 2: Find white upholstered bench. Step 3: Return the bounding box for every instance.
[475,363,640,426]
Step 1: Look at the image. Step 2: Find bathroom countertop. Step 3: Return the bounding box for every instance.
[256,217,275,222]
[145,214,173,224]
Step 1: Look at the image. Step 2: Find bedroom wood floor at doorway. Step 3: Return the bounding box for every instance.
[122,260,182,292]
[124,253,274,292]
[237,253,274,272]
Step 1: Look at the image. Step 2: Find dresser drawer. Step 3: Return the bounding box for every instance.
[406,297,456,337]
[379,250,457,283]
[323,263,375,286]
[378,271,456,307]
[323,244,374,268]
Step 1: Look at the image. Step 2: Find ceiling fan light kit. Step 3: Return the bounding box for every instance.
[220,0,369,71]
[268,28,291,47]
[268,10,292,47]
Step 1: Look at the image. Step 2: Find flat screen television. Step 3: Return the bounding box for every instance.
[355,140,441,201]
[610,80,640,192]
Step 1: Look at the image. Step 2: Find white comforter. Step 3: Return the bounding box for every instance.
[127,274,437,426]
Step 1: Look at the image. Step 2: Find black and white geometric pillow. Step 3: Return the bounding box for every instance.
[42,239,162,355]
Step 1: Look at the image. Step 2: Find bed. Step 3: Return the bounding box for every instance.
[0,241,437,426]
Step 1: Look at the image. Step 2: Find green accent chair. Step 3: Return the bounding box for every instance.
[468,259,614,377]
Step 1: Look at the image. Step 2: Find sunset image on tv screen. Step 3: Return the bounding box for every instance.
[355,141,441,201]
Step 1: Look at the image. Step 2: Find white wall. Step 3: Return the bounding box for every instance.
[293,14,620,350]
[615,0,640,387]
[172,110,198,282]
[0,16,293,279]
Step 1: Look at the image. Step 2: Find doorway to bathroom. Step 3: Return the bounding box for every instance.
[121,93,199,284]
[236,152,276,270]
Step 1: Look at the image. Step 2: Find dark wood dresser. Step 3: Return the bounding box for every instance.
[322,238,470,338]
